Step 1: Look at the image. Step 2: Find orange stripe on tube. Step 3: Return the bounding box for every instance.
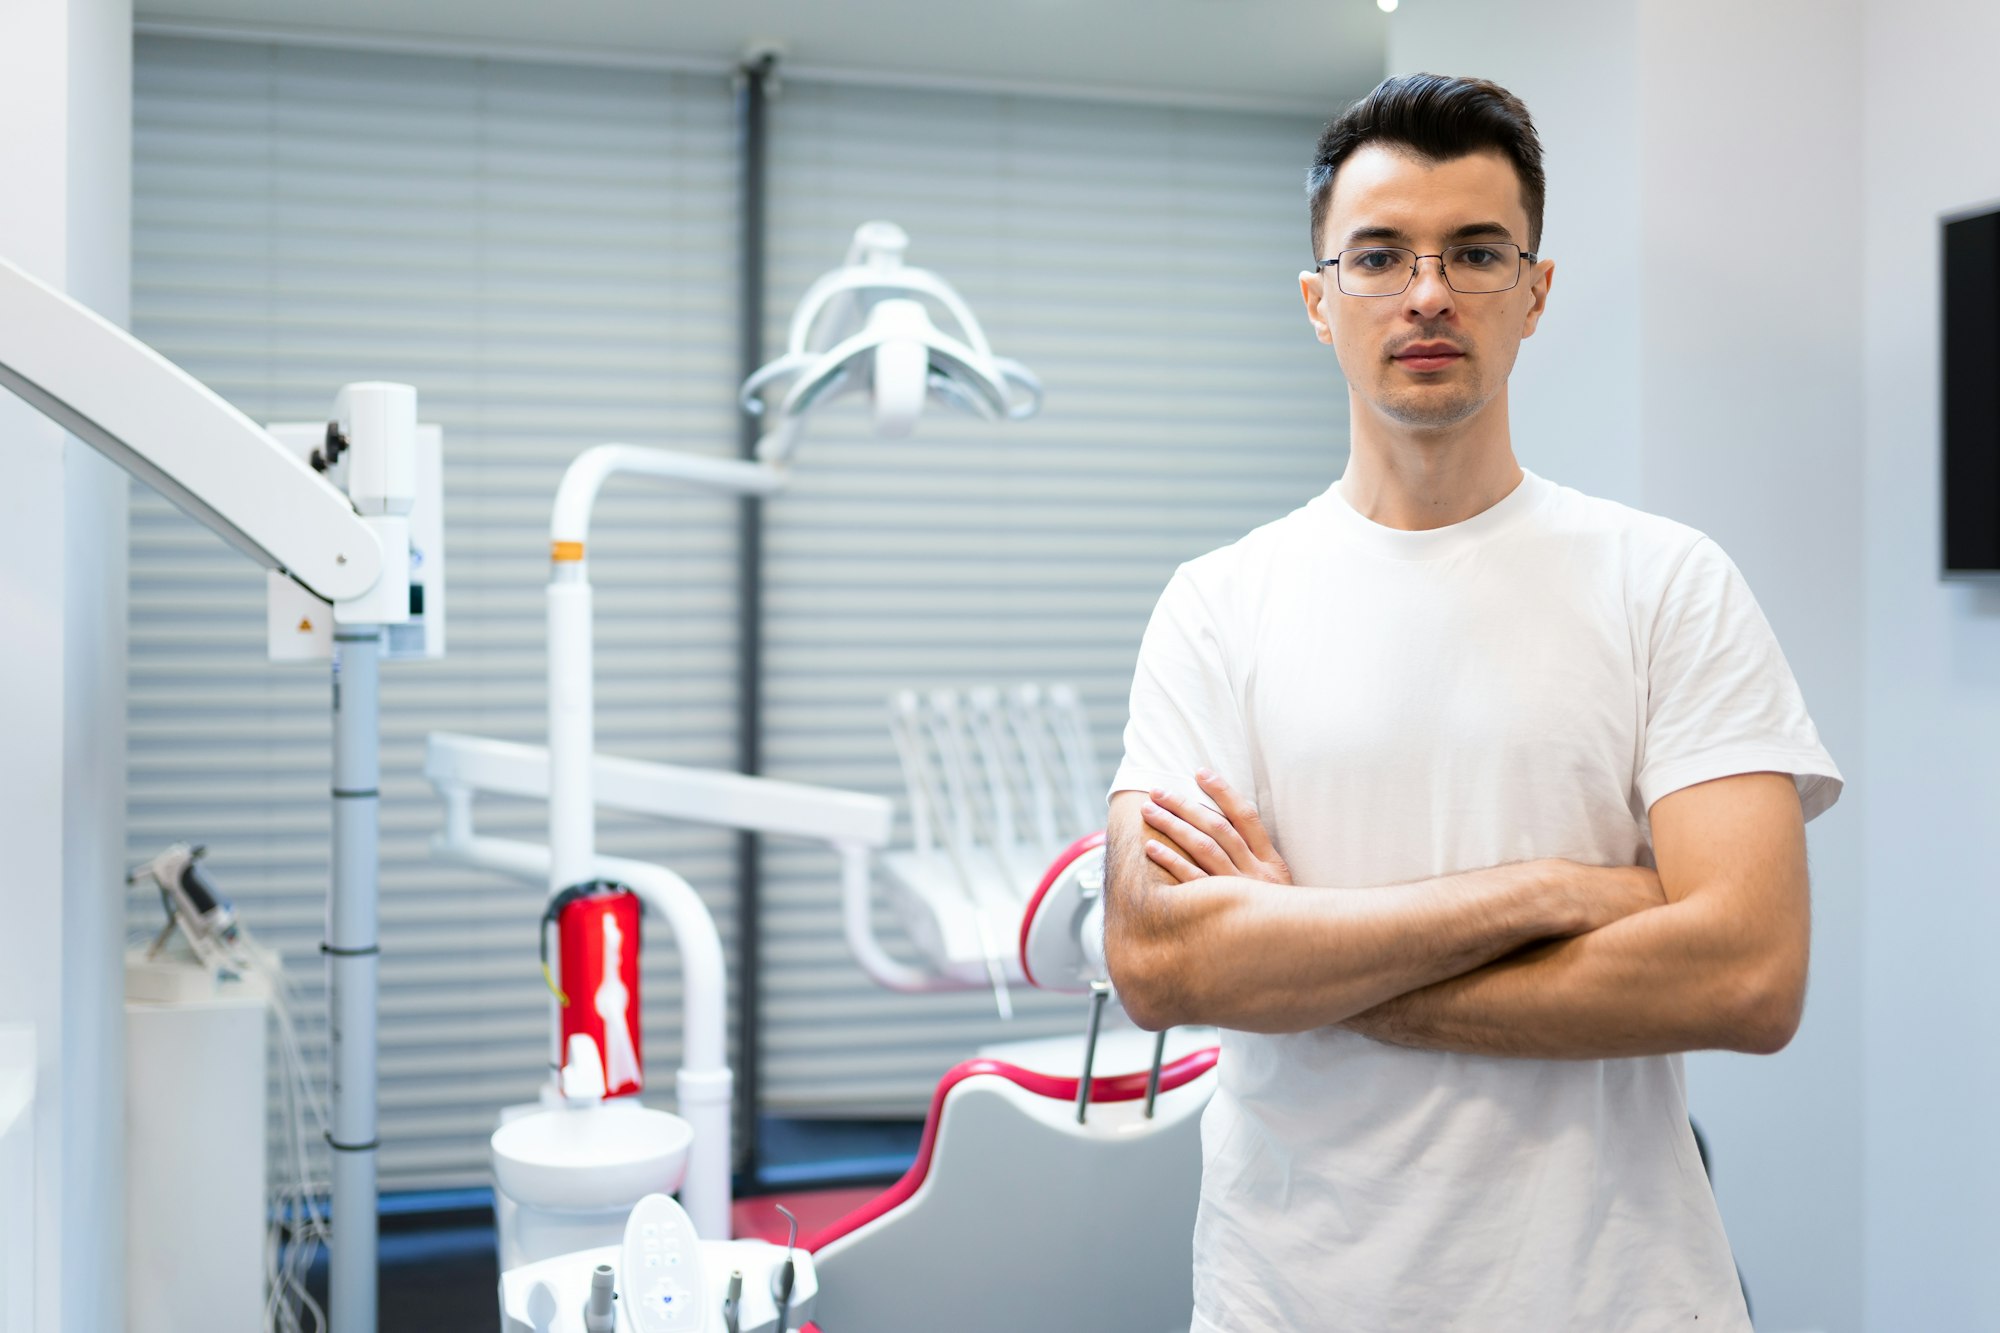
[551,540,585,563]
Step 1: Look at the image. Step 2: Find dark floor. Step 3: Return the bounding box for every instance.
[302,1117,923,1333]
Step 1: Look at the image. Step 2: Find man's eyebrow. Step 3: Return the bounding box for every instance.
[1338,220,1518,248]
[1447,221,1517,243]
[1342,225,1409,247]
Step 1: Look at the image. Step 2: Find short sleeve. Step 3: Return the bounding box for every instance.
[1636,538,1842,821]
[1109,569,1255,814]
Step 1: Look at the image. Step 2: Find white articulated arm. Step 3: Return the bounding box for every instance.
[0,256,382,603]
[548,443,788,557]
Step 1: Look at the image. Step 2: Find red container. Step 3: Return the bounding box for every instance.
[556,886,643,1098]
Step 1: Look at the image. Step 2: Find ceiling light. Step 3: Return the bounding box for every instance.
[1378,0,1398,11]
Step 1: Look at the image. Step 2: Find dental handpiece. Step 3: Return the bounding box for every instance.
[770,1205,798,1333]
[722,1270,742,1333]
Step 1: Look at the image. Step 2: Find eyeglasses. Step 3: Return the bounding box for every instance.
[1315,242,1538,297]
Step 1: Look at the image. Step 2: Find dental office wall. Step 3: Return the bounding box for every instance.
[125,35,1336,1185]
[0,0,132,1329]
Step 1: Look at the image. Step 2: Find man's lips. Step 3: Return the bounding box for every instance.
[1392,341,1466,371]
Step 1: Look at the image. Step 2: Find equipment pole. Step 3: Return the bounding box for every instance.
[328,628,382,1333]
[732,49,776,1181]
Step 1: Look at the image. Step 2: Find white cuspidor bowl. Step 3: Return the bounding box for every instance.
[490,1101,694,1211]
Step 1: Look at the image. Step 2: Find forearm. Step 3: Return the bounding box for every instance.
[1106,854,1591,1034]
[1343,890,1805,1058]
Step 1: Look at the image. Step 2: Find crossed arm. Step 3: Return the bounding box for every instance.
[1101,769,1810,1058]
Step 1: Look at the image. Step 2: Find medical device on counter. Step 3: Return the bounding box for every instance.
[128,843,240,977]
[0,255,440,1333]
[424,220,1042,1281]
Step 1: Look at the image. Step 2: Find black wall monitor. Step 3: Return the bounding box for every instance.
[1944,204,2000,576]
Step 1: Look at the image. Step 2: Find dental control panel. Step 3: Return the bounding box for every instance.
[500,1195,817,1333]
[621,1194,705,1331]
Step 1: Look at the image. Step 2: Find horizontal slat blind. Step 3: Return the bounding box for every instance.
[128,36,743,1189]
[758,83,1339,1111]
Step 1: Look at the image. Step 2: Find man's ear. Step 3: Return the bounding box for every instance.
[1519,258,1554,340]
[1300,269,1334,345]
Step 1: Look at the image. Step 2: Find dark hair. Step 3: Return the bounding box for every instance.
[1306,73,1546,258]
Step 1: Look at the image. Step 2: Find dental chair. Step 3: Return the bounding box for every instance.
[800,1045,1218,1333]
[741,831,1216,1333]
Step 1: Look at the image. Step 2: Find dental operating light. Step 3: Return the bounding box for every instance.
[738,221,1042,462]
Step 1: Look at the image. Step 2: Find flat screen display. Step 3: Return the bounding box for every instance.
[1944,205,2000,575]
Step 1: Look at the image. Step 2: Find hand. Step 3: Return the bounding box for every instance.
[1142,769,1293,886]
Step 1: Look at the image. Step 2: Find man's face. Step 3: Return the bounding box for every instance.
[1300,145,1552,433]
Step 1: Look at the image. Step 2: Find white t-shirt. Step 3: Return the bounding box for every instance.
[1111,469,1841,1333]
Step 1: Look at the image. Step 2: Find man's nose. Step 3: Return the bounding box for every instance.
[1404,254,1455,317]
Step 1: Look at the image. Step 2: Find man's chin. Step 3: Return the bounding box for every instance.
[1377,389,1487,431]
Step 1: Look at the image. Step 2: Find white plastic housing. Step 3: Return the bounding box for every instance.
[335,381,417,517]
[334,515,411,626]
[267,419,445,659]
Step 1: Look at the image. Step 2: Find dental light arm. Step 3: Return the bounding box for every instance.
[0,256,385,605]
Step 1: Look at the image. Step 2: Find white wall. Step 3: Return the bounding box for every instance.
[0,0,132,1329]
[1860,2,2000,1326]
[1388,5,1868,1330]
[1633,11,1867,1330]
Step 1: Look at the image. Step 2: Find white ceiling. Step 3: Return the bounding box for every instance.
[134,0,1389,113]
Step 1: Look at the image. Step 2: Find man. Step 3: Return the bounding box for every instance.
[1103,72,1841,1332]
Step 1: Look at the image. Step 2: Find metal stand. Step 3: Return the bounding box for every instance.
[1076,981,1111,1124]
[328,628,382,1333]
[1143,1029,1169,1119]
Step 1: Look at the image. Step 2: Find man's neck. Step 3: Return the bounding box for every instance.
[1338,391,1523,532]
